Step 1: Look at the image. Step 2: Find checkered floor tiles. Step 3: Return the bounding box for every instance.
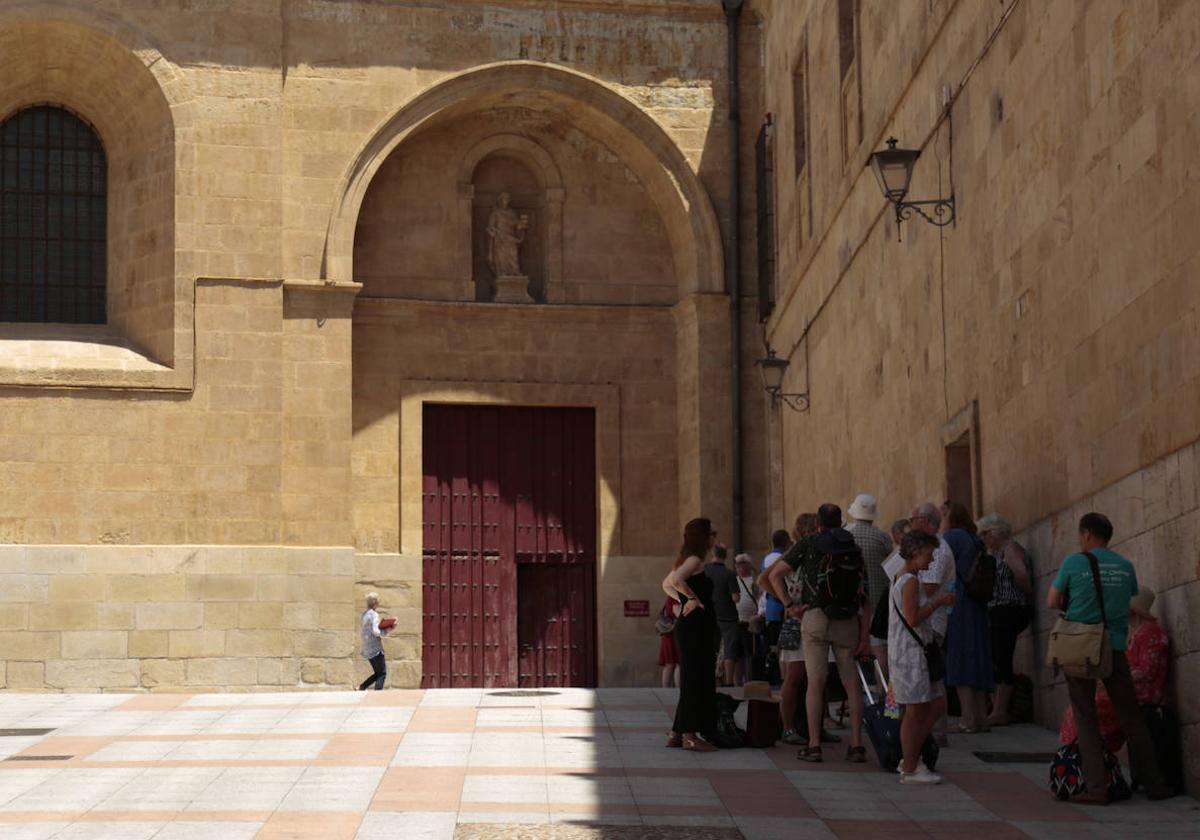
[0,688,1195,839]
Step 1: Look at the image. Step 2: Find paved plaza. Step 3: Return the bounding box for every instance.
[0,688,1194,839]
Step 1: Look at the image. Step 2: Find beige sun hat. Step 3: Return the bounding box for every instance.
[1129,586,1156,619]
[848,494,878,521]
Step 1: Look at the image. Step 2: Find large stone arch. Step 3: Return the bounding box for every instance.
[0,3,191,370]
[325,61,723,298]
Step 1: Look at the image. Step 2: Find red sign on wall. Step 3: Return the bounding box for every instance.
[624,600,650,617]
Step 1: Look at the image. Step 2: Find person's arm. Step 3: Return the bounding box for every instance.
[765,559,798,612]
[1005,543,1033,595]
[921,542,947,596]
[370,611,383,639]
[903,577,953,627]
[760,559,784,603]
[757,557,782,603]
[663,555,705,614]
[1046,586,1064,610]
[729,574,741,604]
[772,558,810,619]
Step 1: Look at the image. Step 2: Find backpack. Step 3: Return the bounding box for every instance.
[780,537,820,605]
[814,529,865,620]
[704,692,745,749]
[961,536,996,605]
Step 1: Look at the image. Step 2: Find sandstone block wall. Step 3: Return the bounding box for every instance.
[757,0,1200,792]
[0,545,369,691]
[0,0,769,693]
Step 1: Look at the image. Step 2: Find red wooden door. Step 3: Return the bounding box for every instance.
[422,404,597,688]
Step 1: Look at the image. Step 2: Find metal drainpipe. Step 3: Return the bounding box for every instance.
[722,0,744,554]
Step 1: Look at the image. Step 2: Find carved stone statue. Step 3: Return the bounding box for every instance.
[486,192,528,278]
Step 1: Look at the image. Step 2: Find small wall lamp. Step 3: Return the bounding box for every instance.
[869,137,955,236]
[756,349,809,412]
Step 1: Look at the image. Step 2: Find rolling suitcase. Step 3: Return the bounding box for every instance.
[856,658,938,772]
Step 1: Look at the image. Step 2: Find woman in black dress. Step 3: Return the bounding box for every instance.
[661,517,719,751]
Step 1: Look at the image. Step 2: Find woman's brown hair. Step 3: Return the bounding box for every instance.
[942,500,975,532]
[674,517,713,568]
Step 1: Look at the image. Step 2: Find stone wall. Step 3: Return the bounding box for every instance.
[758,0,1200,793]
[0,0,748,691]
[0,545,360,691]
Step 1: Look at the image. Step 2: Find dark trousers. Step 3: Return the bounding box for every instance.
[989,604,1029,684]
[1066,651,1164,793]
[672,613,718,734]
[359,653,386,691]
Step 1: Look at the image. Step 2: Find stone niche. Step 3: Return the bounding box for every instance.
[464,135,563,304]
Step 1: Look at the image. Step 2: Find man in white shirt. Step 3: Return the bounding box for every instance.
[733,554,759,686]
[358,592,390,691]
[909,502,954,642]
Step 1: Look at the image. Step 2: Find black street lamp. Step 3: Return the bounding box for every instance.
[869,137,955,235]
[755,349,808,412]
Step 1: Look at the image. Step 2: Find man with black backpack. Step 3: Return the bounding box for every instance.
[770,503,870,763]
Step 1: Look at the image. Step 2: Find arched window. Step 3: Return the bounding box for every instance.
[0,105,107,324]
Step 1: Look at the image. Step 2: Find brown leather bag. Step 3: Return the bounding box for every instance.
[1047,551,1113,679]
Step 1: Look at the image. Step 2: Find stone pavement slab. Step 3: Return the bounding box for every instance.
[0,689,1194,838]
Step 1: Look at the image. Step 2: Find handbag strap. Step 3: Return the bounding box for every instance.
[891,576,926,648]
[738,576,754,599]
[1082,551,1107,628]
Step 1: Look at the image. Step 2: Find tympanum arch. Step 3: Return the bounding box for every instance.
[326,61,723,299]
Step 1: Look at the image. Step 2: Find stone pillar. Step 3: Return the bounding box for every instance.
[673,293,733,540]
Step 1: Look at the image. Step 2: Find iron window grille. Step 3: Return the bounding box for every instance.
[0,105,107,324]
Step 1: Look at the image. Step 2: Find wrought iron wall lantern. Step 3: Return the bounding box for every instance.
[869,137,955,236]
[756,349,809,412]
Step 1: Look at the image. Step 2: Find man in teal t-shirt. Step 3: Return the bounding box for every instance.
[1046,512,1170,804]
[1050,547,1137,650]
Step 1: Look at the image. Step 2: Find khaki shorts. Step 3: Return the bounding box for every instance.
[801,609,859,683]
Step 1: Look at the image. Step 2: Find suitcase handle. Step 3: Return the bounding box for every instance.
[856,656,887,706]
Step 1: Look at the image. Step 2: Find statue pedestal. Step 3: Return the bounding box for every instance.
[494,275,533,304]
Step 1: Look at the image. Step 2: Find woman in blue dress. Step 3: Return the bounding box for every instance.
[942,502,994,732]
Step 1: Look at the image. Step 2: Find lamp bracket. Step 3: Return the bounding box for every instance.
[892,195,955,240]
[774,391,810,413]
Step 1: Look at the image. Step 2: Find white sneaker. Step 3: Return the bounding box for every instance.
[900,765,943,785]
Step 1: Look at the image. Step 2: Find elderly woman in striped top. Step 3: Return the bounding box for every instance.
[976,513,1032,726]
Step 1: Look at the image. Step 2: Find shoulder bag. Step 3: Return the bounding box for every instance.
[1046,551,1113,679]
[892,580,945,683]
[777,616,802,651]
[654,603,677,635]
